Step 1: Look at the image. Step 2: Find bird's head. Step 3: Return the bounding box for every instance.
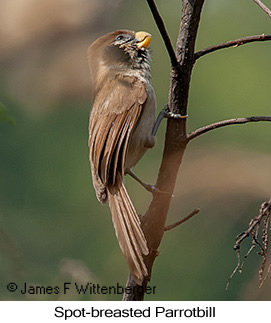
[88,30,152,95]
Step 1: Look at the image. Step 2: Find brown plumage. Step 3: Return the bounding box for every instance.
[87,30,156,284]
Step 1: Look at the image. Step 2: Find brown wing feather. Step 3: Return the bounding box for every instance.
[100,111,128,185]
[88,75,146,200]
[110,104,142,186]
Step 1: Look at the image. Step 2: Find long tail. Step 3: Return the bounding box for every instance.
[108,182,148,284]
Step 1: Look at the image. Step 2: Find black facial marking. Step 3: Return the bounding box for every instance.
[114,34,133,46]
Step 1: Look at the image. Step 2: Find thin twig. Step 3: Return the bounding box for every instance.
[226,249,241,290]
[194,34,271,60]
[252,0,271,17]
[227,199,271,289]
[259,215,270,286]
[186,116,271,142]
[164,208,200,231]
[234,218,264,251]
[234,199,271,250]
[146,0,179,67]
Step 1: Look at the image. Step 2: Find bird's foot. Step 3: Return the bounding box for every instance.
[152,104,188,136]
[162,104,188,119]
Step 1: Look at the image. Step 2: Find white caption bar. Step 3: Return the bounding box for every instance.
[0,301,269,322]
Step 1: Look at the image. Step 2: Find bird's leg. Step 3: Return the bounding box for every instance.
[152,104,188,136]
[151,105,168,137]
[126,170,170,196]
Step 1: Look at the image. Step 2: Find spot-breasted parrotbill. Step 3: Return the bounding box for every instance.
[88,30,156,284]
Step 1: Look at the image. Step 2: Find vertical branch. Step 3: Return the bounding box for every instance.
[123,0,205,301]
[169,0,204,117]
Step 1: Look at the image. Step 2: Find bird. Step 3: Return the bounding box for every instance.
[87,30,157,284]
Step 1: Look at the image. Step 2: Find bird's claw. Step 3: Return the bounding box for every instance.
[162,104,188,119]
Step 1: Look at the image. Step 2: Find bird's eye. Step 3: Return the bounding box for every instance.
[116,35,124,41]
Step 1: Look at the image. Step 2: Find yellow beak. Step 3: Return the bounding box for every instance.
[135,31,152,49]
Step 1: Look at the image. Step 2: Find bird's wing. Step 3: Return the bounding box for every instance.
[88,75,147,203]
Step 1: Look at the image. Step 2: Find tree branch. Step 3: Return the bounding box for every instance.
[194,34,271,61]
[123,0,205,301]
[164,208,200,232]
[186,116,271,142]
[252,0,271,17]
[146,0,179,67]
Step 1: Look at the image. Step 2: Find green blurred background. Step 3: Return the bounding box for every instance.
[0,0,271,300]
